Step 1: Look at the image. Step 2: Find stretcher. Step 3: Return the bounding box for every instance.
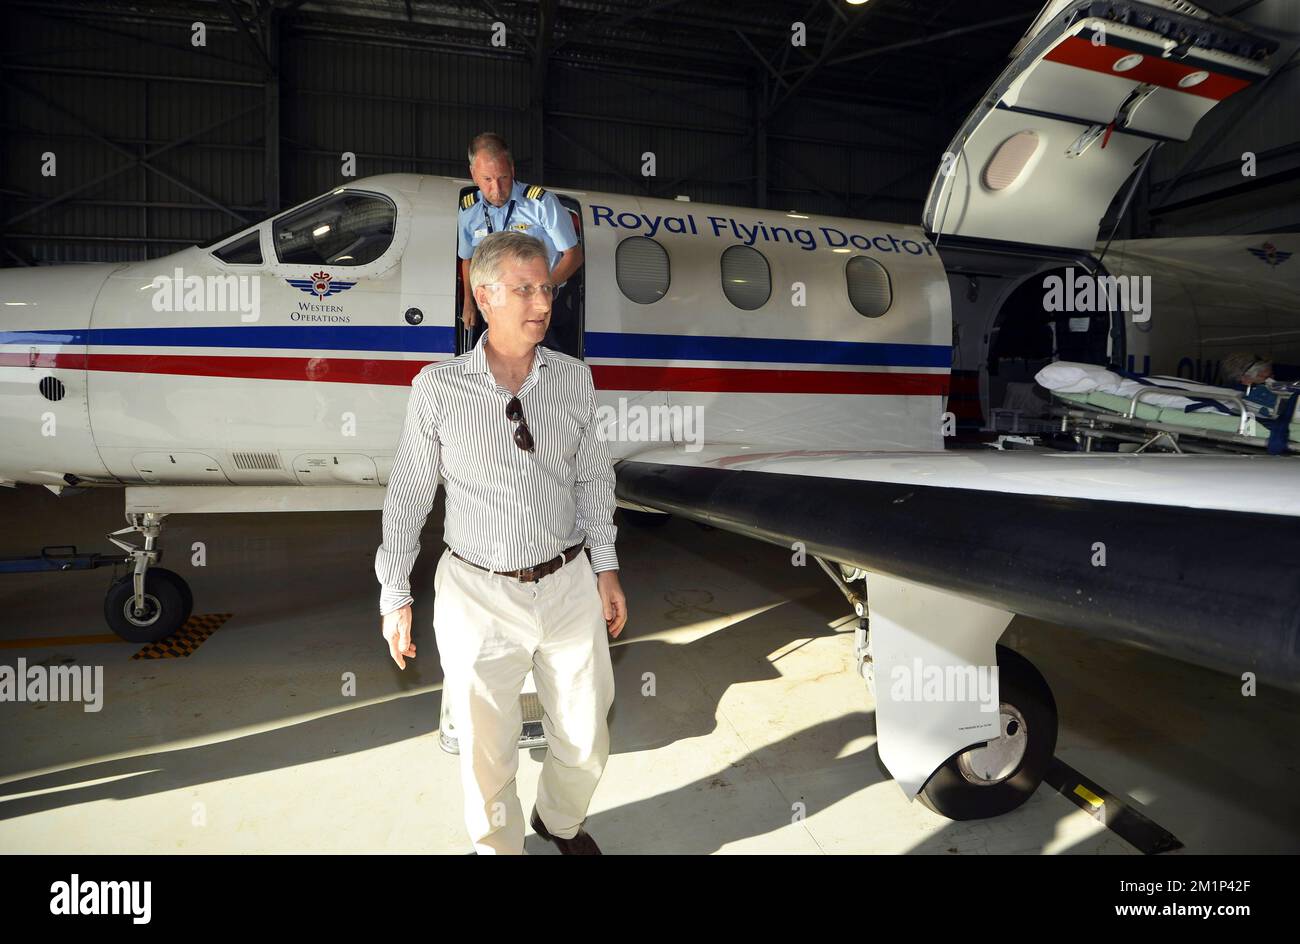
[1036,362,1300,455]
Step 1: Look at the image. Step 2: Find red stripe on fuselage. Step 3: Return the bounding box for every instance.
[1043,36,1251,100]
[589,364,950,395]
[4,350,949,396]
[86,352,426,386]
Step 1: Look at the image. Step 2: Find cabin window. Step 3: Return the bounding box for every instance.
[720,245,770,310]
[983,131,1040,192]
[273,191,396,266]
[616,236,670,304]
[213,230,263,265]
[846,256,892,317]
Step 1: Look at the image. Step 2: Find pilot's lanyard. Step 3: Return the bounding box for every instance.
[483,197,516,234]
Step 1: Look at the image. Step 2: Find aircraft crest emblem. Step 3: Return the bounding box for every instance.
[287,270,357,299]
[1247,242,1293,267]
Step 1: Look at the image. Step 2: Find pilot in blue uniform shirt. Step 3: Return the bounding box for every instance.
[457,181,577,276]
[457,179,580,353]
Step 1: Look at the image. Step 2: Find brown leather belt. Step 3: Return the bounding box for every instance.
[450,541,585,582]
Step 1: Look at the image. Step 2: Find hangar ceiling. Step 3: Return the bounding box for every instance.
[3,0,1297,263]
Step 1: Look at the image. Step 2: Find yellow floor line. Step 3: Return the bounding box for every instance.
[0,634,126,649]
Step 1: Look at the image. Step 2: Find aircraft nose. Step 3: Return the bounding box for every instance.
[0,264,118,487]
[0,263,116,365]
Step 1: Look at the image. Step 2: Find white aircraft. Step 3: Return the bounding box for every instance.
[2,0,1297,821]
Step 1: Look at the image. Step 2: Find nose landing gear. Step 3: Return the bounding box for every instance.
[104,512,193,643]
[0,511,193,644]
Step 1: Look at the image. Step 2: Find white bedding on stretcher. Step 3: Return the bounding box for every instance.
[1035,362,1202,410]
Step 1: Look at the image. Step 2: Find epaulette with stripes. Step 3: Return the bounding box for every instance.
[525,184,547,200]
[460,192,477,210]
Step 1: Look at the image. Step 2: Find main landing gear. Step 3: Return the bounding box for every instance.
[815,558,1058,820]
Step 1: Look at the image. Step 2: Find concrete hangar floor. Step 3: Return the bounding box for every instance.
[1,483,1297,855]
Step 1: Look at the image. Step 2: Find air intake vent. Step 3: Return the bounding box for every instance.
[38,376,65,401]
[983,131,1040,192]
[232,451,283,471]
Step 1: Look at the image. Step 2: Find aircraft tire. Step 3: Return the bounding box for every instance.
[103,569,192,643]
[148,568,194,625]
[917,645,1057,820]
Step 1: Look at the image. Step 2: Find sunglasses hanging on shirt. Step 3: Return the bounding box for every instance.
[506,395,535,452]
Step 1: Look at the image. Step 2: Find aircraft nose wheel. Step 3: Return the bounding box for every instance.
[917,645,1058,820]
[103,567,194,643]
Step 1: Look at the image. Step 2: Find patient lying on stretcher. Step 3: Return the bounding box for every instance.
[1035,357,1299,454]
[1221,352,1287,419]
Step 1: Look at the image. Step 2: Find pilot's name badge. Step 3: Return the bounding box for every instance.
[473,228,488,239]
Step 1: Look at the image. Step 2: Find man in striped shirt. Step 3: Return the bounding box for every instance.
[375,231,626,855]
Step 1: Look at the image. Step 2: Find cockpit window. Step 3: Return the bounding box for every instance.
[272,191,397,266]
[213,230,263,265]
[199,220,255,250]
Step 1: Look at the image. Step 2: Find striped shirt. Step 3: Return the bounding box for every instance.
[374,329,619,615]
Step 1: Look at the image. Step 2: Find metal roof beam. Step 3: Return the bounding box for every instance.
[767,3,876,118]
[552,0,701,53]
[476,0,536,55]
[5,78,260,227]
[216,0,276,77]
[787,12,1032,72]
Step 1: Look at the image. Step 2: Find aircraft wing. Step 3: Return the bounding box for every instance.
[615,446,1300,692]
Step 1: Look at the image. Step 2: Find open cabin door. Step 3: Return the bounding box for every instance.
[927,0,1275,437]
[454,185,587,359]
[923,0,1274,253]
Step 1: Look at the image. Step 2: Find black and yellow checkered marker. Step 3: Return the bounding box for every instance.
[1045,758,1183,854]
[131,614,233,660]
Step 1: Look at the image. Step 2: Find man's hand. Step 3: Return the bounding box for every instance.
[382,605,417,669]
[461,305,477,330]
[551,244,584,286]
[596,571,627,639]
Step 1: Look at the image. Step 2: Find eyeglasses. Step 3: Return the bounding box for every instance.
[484,281,557,300]
[506,395,535,452]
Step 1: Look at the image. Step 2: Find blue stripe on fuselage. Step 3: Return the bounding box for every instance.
[2,326,951,368]
[0,326,457,354]
[584,331,950,368]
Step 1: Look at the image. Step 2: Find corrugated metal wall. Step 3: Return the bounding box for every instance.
[4,7,269,263]
[7,1,1296,265]
[282,34,532,197]
[2,2,949,266]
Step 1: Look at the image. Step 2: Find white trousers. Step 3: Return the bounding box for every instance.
[433,545,615,855]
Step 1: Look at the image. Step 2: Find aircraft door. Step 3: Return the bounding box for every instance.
[455,186,586,359]
[551,196,586,360]
[924,1,1275,252]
